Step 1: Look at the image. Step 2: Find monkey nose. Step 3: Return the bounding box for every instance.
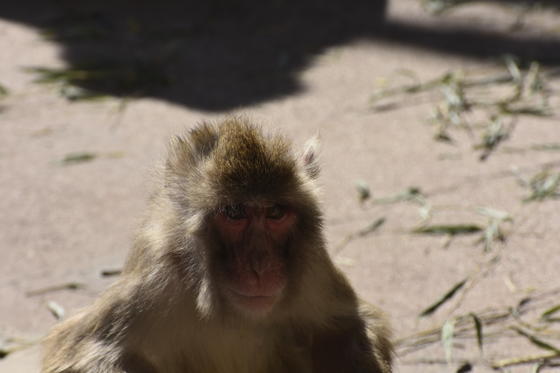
[250,254,271,276]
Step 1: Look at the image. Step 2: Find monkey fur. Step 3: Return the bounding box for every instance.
[42,118,392,373]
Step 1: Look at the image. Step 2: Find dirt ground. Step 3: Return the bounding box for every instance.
[1,1,560,372]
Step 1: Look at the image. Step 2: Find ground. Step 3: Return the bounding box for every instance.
[1,1,560,372]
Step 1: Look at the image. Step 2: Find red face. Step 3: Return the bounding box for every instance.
[213,202,296,316]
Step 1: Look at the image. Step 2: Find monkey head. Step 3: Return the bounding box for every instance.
[164,118,322,320]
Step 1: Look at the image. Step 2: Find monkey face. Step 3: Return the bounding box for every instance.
[213,201,296,317]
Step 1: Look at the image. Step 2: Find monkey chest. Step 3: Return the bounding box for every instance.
[150,330,313,373]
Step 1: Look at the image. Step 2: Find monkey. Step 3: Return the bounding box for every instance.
[42,117,392,373]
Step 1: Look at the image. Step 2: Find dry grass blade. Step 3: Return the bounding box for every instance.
[412,224,482,236]
[25,61,168,101]
[372,64,559,111]
[477,207,512,251]
[477,207,511,222]
[532,144,560,152]
[430,74,473,142]
[470,313,484,354]
[420,279,467,317]
[541,305,560,322]
[372,60,558,163]
[513,327,560,353]
[26,67,83,83]
[475,116,514,161]
[355,180,371,203]
[370,72,451,103]
[492,351,560,369]
[503,143,560,154]
[0,83,8,97]
[504,55,522,88]
[59,151,125,166]
[47,301,65,320]
[396,308,510,355]
[533,361,560,372]
[101,269,122,277]
[60,152,97,165]
[26,282,84,296]
[524,169,560,202]
[356,218,386,237]
[442,319,455,364]
[0,338,39,359]
[441,79,469,113]
[333,218,386,255]
[398,289,560,358]
[495,59,553,117]
[372,187,425,205]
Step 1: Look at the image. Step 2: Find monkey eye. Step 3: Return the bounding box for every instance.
[223,204,248,220]
[266,205,286,220]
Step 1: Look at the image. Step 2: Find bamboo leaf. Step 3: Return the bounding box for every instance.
[47,301,65,320]
[26,282,84,296]
[442,319,455,364]
[541,304,560,322]
[524,170,560,202]
[413,224,482,236]
[513,327,560,353]
[420,280,467,317]
[356,218,386,237]
[101,269,122,277]
[61,152,97,165]
[355,180,371,203]
[470,313,484,353]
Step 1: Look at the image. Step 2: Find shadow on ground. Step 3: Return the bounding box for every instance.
[0,0,559,111]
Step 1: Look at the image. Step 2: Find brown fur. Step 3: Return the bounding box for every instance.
[42,118,392,373]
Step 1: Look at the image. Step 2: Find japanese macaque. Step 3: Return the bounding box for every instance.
[42,118,392,373]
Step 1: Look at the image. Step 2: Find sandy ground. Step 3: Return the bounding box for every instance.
[1,1,560,372]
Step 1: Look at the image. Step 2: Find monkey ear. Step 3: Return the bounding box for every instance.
[301,136,320,179]
[166,135,193,175]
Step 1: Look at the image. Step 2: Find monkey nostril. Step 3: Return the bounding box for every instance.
[249,249,273,274]
[250,258,266,276]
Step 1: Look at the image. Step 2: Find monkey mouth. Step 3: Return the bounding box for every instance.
[228,288,281,312]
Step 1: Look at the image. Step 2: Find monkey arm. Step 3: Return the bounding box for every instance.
[41,274,162,373]
[310,315,392,373]
[42,310,127,373]
[304,268,392,373]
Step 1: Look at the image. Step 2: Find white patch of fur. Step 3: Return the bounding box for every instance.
[72,340,122,373]
[301,135,321,180]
